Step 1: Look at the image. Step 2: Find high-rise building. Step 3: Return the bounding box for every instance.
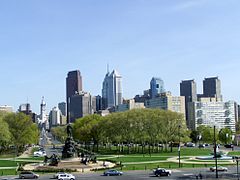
[188,100,237,132]
[145,92,185,117]
[116,99,145,112]
[19,103,32,115]
[203,77,222,101]
[69,91,95,122]
[150,77,165,98]
[102,69,122,109]
[95,95,102,112]
[0,105,13,112]
[66,70,82,123]
[49,107,61,128]
[58,102,66,116]
[180,79,197,127]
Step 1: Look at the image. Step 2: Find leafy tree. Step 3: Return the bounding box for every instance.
[3,113,39,154]
[197,125,217,144]
[51,125,67,143]
[218,128,233,144]
[0,118,11,148]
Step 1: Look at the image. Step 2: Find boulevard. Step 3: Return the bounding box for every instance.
[1,167,240,180]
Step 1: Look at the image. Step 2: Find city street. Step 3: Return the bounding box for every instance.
[2,166,240,180]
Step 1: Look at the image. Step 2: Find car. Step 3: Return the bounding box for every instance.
[58,173,75,180]
[103,169,123,176]
[210,166,228,172]
[19,171,39,179]
[224,144,234,148]
[186,142,195,147]
[53,172,66,179]
[153,168,171,177]
[198,144,205,148]
[33,151,46,157]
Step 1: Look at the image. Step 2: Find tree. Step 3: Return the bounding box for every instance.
[197,125,217,144]
[3,113,39,154]
[0,118,11,149]
[218,128,233,144]
[51,125,67,143]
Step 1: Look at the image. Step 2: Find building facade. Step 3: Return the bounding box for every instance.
[66,70,82,123]
[0,105,13,112]
[116,99,145,112]
[180,79,197,127]
[49,107,61,128]
[150,77,165,98]
[188,100,237,132]
[58,102,66,116]
[102,69,122,109]
[69,91,95,122]
[145,92,185,117]
[203,77,222,101]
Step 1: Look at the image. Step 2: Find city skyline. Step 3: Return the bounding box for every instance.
[1,0,240,112]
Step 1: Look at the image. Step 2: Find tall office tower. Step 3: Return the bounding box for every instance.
[69,91,95,122]
[180,80,197,128]
[19,103,32,115]
[49,107,61,129]
[102,69,122,109]
[150,77,165,98]
[203,77,222,101]
[66,70,82,123]
[58,102,66,116]
[95,95,102,112]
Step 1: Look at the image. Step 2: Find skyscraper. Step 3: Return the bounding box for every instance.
[58,102,66,116]
[150,77,165,98]
[102,69,122,109]
[180,79,197,127]
[66,70,82,123]
[203,77,222,101]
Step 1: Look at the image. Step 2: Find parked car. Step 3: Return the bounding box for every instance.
[53,172,66,179]
[186,142,195,147]
[224,144,234,148]
[153,168,171,177]
[19,171,39,179]
[210,166,228,172]
[58,173,75,180]
[198,144,205,148]
[204,143,210,147]
[103,169,123,176]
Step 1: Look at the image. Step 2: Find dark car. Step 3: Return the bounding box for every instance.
[19,171,39,179]
[153,168,172,177]
[224,144,233,148]
[103,169,123,176]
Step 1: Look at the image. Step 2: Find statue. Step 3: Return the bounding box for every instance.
[67,124,73,138]
[62,124,75,159]
[44,154,60,166]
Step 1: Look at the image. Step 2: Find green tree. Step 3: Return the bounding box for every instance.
[3,113,39,154]
[0,118,11,149]
[218,128,233,144]
[51,125,67,143]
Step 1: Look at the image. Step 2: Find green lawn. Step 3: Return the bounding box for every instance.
[0,160,19,167]
[101,156,169,163]
[0,169,18,176]
[116,162,224,171]
[227,151,240,156]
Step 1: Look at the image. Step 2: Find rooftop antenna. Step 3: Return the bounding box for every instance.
[107,63,109,73]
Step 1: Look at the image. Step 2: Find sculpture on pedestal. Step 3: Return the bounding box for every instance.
[62,124,75,159]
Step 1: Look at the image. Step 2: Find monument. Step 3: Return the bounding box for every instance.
[62,124,75,158]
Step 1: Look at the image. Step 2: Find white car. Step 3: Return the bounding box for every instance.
[33,151,46,157]
[53,172,66,179]
[58,173,75,180]
[210,166,228,172]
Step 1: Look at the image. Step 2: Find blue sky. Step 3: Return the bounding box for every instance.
[1,0,240,113]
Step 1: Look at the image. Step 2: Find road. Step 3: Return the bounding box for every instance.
[2,166,240,180]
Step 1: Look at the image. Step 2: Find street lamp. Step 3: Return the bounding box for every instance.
[233,156,240,180]
[213,125,218,179]
[178,125,181,168]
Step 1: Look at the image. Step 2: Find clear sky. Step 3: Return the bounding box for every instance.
[1,0,240,113]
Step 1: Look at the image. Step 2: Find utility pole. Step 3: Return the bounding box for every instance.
[178,125,181,168]
[214,125,218,178]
